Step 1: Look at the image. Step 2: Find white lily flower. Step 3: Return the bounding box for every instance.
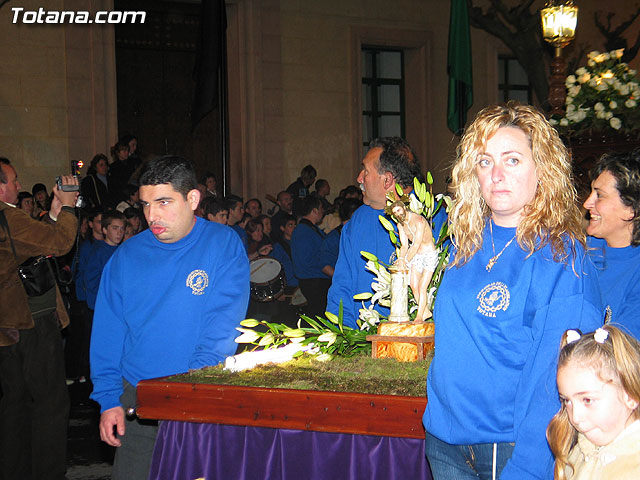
[358,303,381,329]
[560,118,569,126]
[409,194,423,214]
[626,99,637,108]
[576,67,587,76]
[610,100,618,109]
[317,332,337,346]
[610,117,622,130]
[594,102,605,111]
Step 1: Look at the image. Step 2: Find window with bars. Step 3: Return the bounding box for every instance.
[362,47,405,149]
[498,55,532,104]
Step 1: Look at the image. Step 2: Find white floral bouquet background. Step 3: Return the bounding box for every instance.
[551,49,640,134]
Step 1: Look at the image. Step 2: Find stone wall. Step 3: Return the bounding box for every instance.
[0,0,117,192]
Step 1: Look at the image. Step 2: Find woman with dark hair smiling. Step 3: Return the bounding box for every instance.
[584,149,640,339]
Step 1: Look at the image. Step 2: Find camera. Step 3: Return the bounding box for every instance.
[56,176,80,192]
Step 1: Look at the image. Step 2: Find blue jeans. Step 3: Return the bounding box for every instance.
[425,431,515,480]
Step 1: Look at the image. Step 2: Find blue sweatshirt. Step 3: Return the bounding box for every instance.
[231,224,249,252]
[320,225,342,270]
[271,240,298,288]
[290,219,328,280]
[326,205,395,328]
[74,238,94,302]
[90,217,249,412]
[423,222,602,480]
[588,236,640,339]
[84,240,118,310]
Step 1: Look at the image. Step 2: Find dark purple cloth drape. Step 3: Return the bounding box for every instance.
[149,421,432,480]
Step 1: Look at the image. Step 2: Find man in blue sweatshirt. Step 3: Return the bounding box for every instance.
[83,210,125,311]
[90,156,249,479]
[326,137,422,328]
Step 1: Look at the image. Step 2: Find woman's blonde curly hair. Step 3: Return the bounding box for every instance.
[449,102,585,267]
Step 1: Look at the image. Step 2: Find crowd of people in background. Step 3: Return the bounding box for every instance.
[10,135,367,385]
[8,106,640,479]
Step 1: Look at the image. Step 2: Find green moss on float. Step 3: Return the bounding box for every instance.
[165,353,432,398]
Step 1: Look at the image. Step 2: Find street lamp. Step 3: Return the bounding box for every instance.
[541,0,578,115]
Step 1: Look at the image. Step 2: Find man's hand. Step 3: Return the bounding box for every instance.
[52,175,79,208]
[99,406,125,447]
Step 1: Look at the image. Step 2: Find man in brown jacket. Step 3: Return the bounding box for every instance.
[0,157,78,480]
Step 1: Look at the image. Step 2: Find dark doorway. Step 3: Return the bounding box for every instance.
[114,0,226,190]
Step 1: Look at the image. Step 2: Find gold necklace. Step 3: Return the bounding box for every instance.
[486,221,516,272]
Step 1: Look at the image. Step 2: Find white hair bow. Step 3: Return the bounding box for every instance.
[566,330,581,344]
[594,328,609,344]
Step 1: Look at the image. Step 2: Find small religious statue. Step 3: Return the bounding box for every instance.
[389,201,438,321]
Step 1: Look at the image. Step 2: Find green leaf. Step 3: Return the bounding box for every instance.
[427,171,433,185]
[389,231,397,244]
[239,319,260,327]
[395,183,404,196]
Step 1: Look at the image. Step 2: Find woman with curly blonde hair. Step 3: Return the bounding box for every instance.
[422,103,603,480]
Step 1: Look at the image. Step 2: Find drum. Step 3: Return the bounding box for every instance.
[249,257,286,302]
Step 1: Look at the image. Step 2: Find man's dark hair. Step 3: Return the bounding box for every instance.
[201,197,228,218]
[85,208,103,222]
[32,183,47,196]
[123,207,143,221]
[300,194,322,216]
[244,198,262,211]
[17,191,33,208]
[279,213,296,229]
[277,191,291,204]
[0,157,10,184]
[339,198,362,222]
[224,194,243,211]
[139,155,197,199]
[101,209,126,230]
[122,184,139,199]
[369,137,423,188]
[342,185,362,198]
[301,165,317,183]
[315,179,329,191]
[591,149,640,246]
[201,171,217,184]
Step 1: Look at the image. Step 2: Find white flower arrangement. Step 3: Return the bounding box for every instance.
[551,48,640,134]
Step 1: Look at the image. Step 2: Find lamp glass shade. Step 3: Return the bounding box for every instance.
[541,4,578,45]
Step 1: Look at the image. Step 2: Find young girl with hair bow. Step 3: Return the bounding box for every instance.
[547,325,640,479]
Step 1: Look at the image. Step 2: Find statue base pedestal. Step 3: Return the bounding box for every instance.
[367,321,434,362]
